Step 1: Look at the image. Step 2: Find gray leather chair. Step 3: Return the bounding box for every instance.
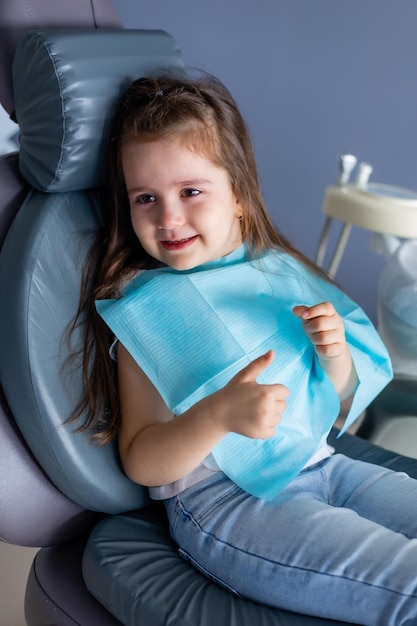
[1,3,417,625]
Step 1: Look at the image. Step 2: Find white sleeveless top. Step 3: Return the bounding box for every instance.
[148,445,333,500]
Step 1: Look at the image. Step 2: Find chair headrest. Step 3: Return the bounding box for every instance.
[0,0,122,115]
[12,28,183,192]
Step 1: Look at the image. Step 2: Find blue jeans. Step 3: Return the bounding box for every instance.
[164,454,417,625]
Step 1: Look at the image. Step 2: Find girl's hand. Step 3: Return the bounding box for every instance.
[292,302,347,360]
[293,302,358,399]
[210,350,289,440]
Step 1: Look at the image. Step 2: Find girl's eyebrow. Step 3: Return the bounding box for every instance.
[126,185,150,193]
[126,186,150,195]
[127,179,213,194]
[172,178,213,186]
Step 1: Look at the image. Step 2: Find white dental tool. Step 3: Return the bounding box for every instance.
[336,153,357,185]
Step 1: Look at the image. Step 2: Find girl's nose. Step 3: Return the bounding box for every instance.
[157,200,186,230]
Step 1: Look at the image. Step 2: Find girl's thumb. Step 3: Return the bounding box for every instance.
[237,350,275,383]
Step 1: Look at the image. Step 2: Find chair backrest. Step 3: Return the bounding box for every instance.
[0,0,123,548]
[0,28,183,526]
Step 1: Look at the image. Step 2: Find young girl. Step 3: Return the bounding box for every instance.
[77,72,417,625]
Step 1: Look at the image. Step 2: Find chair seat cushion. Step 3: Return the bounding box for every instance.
[84,505,349,626]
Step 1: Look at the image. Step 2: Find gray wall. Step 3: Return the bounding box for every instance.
[114,0,417,322]
[0,106,17,155]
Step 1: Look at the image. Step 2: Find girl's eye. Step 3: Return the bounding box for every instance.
[135,193,156,205]
[182,188,201,197]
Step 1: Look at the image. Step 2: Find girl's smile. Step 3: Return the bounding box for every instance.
[159,235,199,250]
[122,137,243,270]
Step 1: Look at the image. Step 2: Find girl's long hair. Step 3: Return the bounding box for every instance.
[70,70,329,443]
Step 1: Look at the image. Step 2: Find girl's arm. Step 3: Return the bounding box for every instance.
[117,343,289,487]
[293,302,358,400]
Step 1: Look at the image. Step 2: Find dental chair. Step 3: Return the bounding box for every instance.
[2,5,417,626]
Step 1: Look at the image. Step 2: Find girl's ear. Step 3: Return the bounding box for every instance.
[235,199,243,220]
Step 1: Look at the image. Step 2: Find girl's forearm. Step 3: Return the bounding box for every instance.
[120,394,226,487]
[120,350,288,488]
[318,347,358,401]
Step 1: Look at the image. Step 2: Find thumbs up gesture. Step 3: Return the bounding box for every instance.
[212,350,289,440]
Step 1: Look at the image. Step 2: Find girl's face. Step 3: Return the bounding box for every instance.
[121,137,243,270]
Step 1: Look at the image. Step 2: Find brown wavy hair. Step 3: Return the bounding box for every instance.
[71,70,329,443]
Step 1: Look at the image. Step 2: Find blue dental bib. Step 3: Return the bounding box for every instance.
[97,246,392,499]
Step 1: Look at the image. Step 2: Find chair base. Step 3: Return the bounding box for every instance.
[25,535,121,626]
